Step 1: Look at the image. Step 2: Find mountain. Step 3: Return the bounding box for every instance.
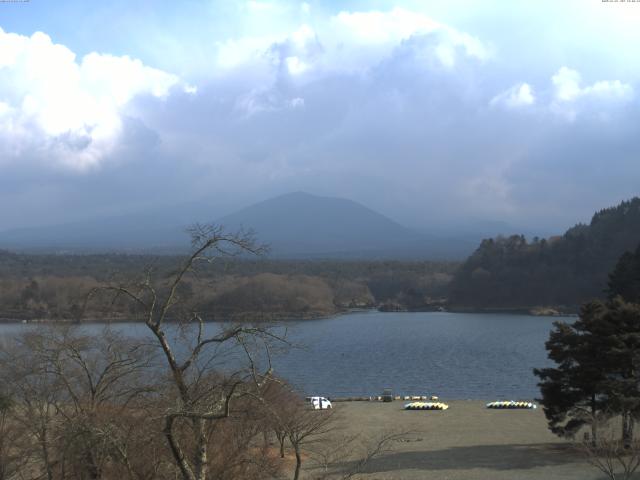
[216,192,435,258]
[0,191,478,258]
[449,197,640,310]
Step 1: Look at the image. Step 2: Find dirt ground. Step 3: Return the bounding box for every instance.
[302,400,617,480]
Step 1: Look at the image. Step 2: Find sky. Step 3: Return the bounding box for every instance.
[0,0,639,234]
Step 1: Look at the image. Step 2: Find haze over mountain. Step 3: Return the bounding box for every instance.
[0,202,222,253]
[0,192,488,259]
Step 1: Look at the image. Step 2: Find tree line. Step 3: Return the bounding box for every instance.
[0,250,455,322]
[450,197,640,310]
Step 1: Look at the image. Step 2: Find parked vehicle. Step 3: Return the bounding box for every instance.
[382,388,394,402]
[308,396,332,410]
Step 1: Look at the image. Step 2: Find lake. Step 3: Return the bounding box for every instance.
[0,311,565,400]
[275,311,561,400]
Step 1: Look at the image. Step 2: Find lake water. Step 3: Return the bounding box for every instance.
[0,311,565,400]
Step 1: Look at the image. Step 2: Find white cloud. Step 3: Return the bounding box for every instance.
[0,101,11,116]
[291,23,315,48]
[552,66,633,102]
[285,56,309,75]
[214,24,319,79]
[246,1,279,13]
[333,8,440,44]
[214,35,279,70]
[234,88,306,117]
[490,83,535,109]
[183,84,198,95]
[212,8,488,80]
[552,67,582,102]
[289,97,305,108]
[0,28,181,170]
[583,79,633,99]
[331,7,489,66]
[549,67,633,121]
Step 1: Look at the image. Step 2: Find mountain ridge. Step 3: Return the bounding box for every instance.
[0,191,488,259]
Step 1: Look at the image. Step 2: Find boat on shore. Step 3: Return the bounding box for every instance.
[486,400,536,409]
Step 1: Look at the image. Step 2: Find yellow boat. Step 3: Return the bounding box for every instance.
[404,401,449,410]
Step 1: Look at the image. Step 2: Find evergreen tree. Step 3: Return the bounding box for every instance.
[608,244,640,303]
[534,301,610,442]
[535,298,640,445]
[595,298,640,447]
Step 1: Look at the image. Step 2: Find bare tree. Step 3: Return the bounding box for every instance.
[88,224,282,480]
[202,398,282,480]
[255,380,409,480]
[0,393,29,480]
[0,335,62,480]
[259,379,299,459]
[281,400,336,480]
[0,326,158,480]
[582,415,640,480]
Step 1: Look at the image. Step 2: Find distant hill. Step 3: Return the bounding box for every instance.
[449,197,640,310]
[0,191,481,259]
[217,192,438,258]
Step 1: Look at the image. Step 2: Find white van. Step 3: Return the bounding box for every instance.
[309,396,332,410]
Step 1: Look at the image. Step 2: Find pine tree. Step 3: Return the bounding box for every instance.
[608,244,640,303]
[535,298,640,445]
[595,298,640,447]
[534,301,610,442]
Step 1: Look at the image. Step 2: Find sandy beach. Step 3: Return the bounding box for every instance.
[303,400,609,480]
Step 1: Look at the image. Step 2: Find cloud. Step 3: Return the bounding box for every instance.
[203,6,493,131]
[232,81,305,117]
[212,7,488,82]
[549,67,633,121]
[333,8,440,45]
[246,1,280,13]
[490,83,535,109]
[289,97,304,108]
[0,27,183,170]
[552,67,582,102]
[285,56,309,75]
[552,66,633,102]
[1,4,639,235]
[98,16,640,231]
[331,8,488,69]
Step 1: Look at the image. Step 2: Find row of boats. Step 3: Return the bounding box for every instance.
[404,402,450,410]
[403,400,537,411]
[486,400,537,409]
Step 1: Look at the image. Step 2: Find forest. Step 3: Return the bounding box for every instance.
[449,198,640,311]
[0,250,455,322]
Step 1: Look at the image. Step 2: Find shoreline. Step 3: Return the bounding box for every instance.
[0,306,577,324]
